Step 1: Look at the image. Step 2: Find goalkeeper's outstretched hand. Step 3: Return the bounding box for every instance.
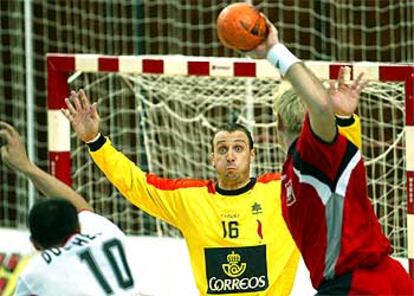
[329,66,368,117]
[62,89,100,143]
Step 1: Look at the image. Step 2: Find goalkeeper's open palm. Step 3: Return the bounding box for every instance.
[329,67,368,116]
[62,89,100,143]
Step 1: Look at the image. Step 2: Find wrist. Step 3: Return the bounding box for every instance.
[21,161,39,176]
[335,113,353,119]
[266,43,300,76]
[335,114,355,127]
[85,132,101,144]
[87,133,106,152]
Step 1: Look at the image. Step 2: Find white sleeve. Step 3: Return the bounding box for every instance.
[13,277,31,296]
[78,211,124,237]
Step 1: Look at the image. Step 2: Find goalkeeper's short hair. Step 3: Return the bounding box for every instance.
[211,123,254,151]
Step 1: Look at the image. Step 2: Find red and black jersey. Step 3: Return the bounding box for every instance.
[281,115,390,289]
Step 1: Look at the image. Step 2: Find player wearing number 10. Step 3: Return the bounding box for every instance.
[0,122,142,296]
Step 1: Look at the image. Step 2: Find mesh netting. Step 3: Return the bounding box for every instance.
[1,1,412,248]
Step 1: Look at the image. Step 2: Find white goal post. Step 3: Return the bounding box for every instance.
[46,53,414,277]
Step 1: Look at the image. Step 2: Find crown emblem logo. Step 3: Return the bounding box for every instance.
[222,251,247,278]
[227,251,240,264]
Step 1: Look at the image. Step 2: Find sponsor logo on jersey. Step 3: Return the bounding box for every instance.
[205,245,268,294]
[222,251,246,277]
[251,202,262,215]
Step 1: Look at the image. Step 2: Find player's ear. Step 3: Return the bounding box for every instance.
[75,222,81,234]
[210,152,216,168]
[276,113,284,131]
[250,148,256,161]
[30,236,43,251]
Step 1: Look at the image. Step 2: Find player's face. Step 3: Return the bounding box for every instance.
[211,130,255,189]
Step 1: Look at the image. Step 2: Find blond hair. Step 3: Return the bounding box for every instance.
[273,81,307,134]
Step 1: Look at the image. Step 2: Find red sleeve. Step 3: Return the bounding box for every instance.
[296,114,348,181]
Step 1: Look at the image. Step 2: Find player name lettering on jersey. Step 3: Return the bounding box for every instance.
[41,232,103,264]
[221,213,240,220]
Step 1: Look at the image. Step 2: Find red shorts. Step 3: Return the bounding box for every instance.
[349,256,414,296]
[316,256,414,295]
[349,256,414,295]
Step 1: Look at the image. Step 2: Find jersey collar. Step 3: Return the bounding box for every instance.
[215,177,257,196]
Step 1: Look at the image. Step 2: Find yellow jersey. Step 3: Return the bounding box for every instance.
[91,141,299,295]
[89,114,360,295]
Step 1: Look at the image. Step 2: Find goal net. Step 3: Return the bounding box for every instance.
[46,55,414,264]
[1,0,413,233]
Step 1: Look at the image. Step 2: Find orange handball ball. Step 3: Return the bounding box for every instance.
[216,3,268,51]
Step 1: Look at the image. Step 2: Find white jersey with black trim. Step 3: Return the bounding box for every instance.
[14,211,141,296]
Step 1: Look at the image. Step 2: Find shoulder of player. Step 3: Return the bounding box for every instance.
[298,114,351,151]
[78,211,125,237]
[145,173,282,192]
[19,253,46,278]
[257,172,281,183]
[146,173,211,190]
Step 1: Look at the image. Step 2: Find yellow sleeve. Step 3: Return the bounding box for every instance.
[89,138,180,227]
[337,114,362,149]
